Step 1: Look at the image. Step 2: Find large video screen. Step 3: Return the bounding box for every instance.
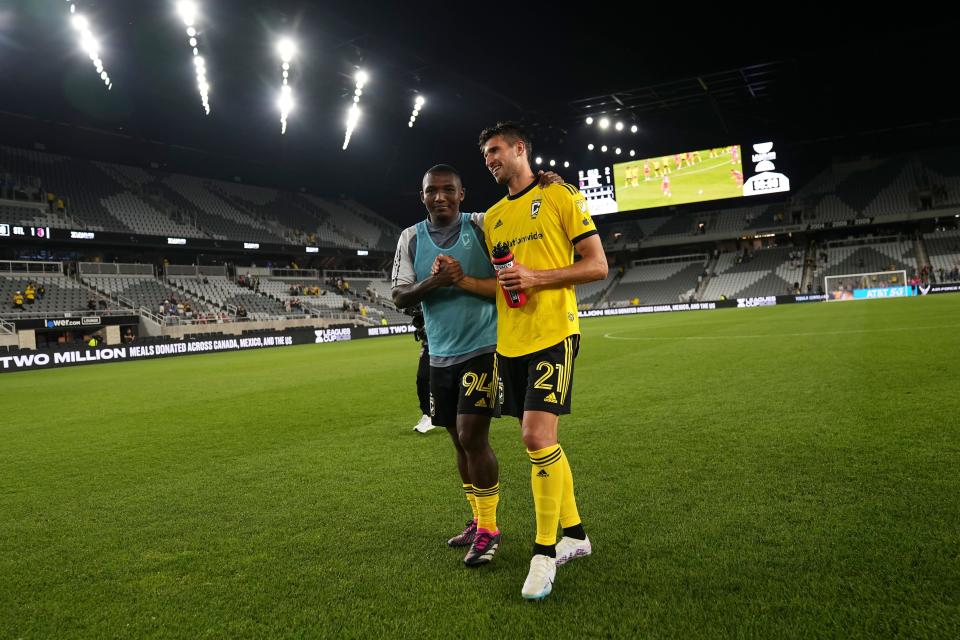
[581,141,791,216]
[614,146,744,210]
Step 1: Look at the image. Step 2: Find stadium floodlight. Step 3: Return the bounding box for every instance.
[585,116,593,125]
[599,118,609,130]
[587,143,594,151]
[615,121,624,131]
[276,37,296,133]
[600,145,608,152]
[278,84,293,134]
[549,159,556,167]
[629,150,636,157]
[615,147,622,155]
[631,124,638,133]
[68,10,111,91]
[277,38,296,63]
[408,95,425,129]
[535,157,543,165]
[343,103,361,150]
[344,70,367,148]
[563,161,570,168]
[177,1,197,27]
[177,1,210,114]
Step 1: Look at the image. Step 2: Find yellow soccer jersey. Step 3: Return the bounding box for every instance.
[483,180,598,357]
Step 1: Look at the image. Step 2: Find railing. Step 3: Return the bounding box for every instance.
[323,269,387,280]
[138,307,163,325]
[824,235,902,249]
[269,268,320,279]
[0,260,64,275]
[0,307,136,321]
[631,254,707,267]
[165,264,228,277]
[0,318,15,334]
[78,262,155,276]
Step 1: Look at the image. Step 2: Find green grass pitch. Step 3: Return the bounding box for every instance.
[614,149,743,212]
[1,295,958,638]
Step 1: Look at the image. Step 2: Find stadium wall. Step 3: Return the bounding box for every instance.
[0,323,417,374]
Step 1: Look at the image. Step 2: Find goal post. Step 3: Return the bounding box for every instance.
[824,270,910,301]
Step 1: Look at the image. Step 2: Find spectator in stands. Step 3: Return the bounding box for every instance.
[87,298,97,311]
[25,283,36,305]
[184,302,193,320]
[37,284,45,299]
[56,198,65,213]
[12,290,24,310]
[122,328,135,343]
[176,302,185,315]
[47,192,55,213]
[284,299,292,313]
[237,304,248,319]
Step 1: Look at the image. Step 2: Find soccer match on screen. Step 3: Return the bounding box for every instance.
[0,3,957,638]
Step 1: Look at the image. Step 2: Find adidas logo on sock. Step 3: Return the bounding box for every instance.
[536,469,549,478]
[543,392,557,404]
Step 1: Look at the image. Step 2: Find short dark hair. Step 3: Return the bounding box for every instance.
[478,121,532,159]
[423,164,462,186]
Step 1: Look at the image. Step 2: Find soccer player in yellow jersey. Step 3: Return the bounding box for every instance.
[478,122,608,600]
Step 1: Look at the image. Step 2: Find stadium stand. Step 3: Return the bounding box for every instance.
[607,256,705,305]
[701,247,805,300]
[576,270,619,307]
[167,276,289,321]
[162,174,287,243]
[80,272,214,320]
[0,144,399,249]
[1,274,112,314]
[923,229,960,279]
[0,146,131,231]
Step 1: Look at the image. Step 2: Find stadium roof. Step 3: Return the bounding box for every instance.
[1,3,957,223]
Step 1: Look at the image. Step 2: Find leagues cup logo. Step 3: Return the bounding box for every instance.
[531,200,542,219]
[743,142,791,197]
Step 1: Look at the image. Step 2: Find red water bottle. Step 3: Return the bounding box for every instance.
[491,242,527,308]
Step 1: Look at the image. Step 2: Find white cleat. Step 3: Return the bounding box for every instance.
[412,414,436,433]
[521,554,556,600]
[555,535,592,566]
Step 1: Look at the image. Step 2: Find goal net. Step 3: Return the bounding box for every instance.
[824,270,910,301]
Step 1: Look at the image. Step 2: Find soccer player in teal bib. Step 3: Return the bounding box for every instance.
[392,163,561,567]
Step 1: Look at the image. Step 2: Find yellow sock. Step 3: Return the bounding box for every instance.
[463,483,478,521]
[473,483,500,532]
[558,446,581,530]
[528,445,565,546]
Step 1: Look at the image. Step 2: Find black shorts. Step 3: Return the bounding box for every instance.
[429,351,501,429]
[498,335,579,418]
